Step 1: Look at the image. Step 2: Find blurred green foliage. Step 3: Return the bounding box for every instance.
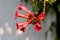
[21,0,56,13]
[57,3,60,12]
[49,22,56,32]
[45,22,56,40]
[45,30,48,39]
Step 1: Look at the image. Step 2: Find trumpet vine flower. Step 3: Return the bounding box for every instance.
[15,4,45,32]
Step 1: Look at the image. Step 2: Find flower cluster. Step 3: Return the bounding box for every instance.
[15,4,45,32]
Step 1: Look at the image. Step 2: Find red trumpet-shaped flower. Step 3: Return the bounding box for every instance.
[18,4,32,14]
[16,22,25,29]
[16,19,32,32]
[34,22,42,31]
[37,12,45,20]
[15,10,29,19]
[16,22,28,32]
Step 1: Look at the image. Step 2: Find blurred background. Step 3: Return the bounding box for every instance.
[0,0,58,40]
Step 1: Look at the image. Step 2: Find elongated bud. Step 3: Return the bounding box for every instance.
[18,4,32,14]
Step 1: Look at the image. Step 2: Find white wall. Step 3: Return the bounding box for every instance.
[0,0,56,40]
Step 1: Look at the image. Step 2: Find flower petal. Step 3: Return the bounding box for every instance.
[18,4,32,14]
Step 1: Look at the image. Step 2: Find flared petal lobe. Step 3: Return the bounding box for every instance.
[16,22,29,32]
[37,12,45,20]
[18,4,32,14]
[34,22,42,31]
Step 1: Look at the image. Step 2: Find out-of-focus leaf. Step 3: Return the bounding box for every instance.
[51,0,54,3]
[46,2,51,14]
[49,22,56,32]
[32,5,37,12]
[32,0,35,3]
[50,26,54,32]
[49,1,52,5]
[37,2,44,16]
[45,31,48,40]
[46,0,56,5]
[31,0,38,12]
[39,0,44,2]
[57,3,60,12]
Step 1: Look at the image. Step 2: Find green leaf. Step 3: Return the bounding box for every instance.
[45,31,48,40]
[57,3,60,12]
[47,0,56,5]
[32,0,39,12]
[46,2,52,14]
[49,22,56,32]
[50,26,54,32]
[32,6,37,12]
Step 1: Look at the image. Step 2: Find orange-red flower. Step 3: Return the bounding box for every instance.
[16,19,32,32]
[16,22,28,32]
[18,4,32,14]
[15,10,29,19]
